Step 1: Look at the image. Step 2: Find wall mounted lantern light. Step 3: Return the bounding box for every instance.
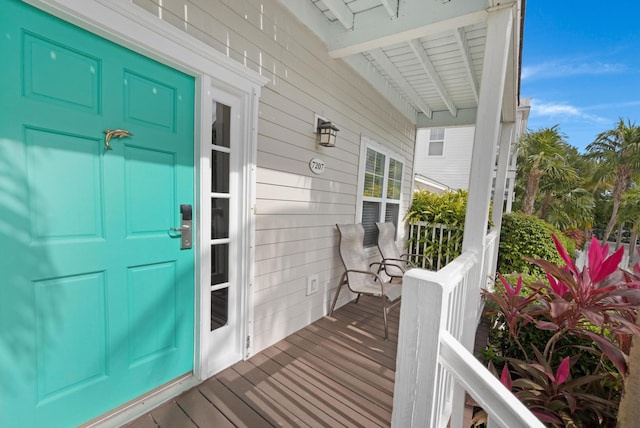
[317,118,339,147]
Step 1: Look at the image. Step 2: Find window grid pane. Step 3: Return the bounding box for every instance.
[387,159,403,200]
[430,128,445,140]
[364,148,385,197]
[211,198,229,239]
[428,141,444,156]
[211,150,230,193]
[211,243,229,285]
[428,128,445,156]
[210,288,228,331]
[360,141,404,248]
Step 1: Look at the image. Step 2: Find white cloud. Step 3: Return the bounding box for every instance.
[530,100,608,123]
[522,60,625,81]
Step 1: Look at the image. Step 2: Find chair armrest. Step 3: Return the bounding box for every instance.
[381,257,408,263]
[377,258,407,274]
[344,268,387,291]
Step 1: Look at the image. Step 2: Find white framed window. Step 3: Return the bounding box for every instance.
[428,128,445,156]
[357,136,405,247]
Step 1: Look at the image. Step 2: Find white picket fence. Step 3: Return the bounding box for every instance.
[392,230,543,428]
[407,222,463,271]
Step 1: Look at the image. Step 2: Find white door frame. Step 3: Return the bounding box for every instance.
[24,0,266,425]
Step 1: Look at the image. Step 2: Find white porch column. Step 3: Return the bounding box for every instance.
[451,8,514,427]
[462,4,514,256]
[460,2,514,341]
[491,122,515,275]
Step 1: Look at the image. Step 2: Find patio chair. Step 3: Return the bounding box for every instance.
[375,222,425,281]
[330,223,402,340]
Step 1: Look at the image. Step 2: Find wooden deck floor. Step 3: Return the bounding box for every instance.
[124,295,399,428]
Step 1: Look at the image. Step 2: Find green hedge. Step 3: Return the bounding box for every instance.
[497,212,576,275]
[405,189,469,226]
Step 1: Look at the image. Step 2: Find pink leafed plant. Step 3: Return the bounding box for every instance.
[482,234,640,426]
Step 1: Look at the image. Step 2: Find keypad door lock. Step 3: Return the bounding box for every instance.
[172,204,192,249]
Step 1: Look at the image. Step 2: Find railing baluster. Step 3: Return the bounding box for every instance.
[392,247,544,428]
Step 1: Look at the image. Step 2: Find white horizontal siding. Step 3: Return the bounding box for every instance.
[414,126,474,190]
[134,0,416,354]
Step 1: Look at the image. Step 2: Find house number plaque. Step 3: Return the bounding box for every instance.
[309,158,325,175]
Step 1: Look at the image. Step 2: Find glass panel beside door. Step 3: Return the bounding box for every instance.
[210,102,231,332]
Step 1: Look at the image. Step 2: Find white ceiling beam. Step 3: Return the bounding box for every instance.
[327,1,489,58]
[369,49,432,118]
[343,55,418,123]
[322,0,354,30]
[380,0,398,18]
[453,27,480,104]
[408,39,457,116]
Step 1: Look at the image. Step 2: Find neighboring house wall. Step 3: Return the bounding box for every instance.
[414,126,475,190]
[133,0,416,352]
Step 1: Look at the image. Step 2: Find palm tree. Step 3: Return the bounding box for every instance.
[619,185,640,266]
[537,145,595,230]
[544,188,595,231]
[587,119,640,242]
[517,126,576,215]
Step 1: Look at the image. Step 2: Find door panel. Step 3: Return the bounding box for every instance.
[127,262,178,366]
[35,272,108,404]
[0,1,195,426]
[124,71,177,130]
[25,127,105,241]
[22,32,102,113]
[125,146,176,234]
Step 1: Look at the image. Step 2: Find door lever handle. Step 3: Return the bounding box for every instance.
[172,204,193,249]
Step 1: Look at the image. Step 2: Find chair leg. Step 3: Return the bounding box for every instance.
[382,302,389,341]
[329,273,347,316]
[354,293,361,304]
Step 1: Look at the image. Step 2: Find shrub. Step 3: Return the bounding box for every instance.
[405,190,493,270]
[481,236,640,427]
[563,228,587,250]
[498,212,575,275]
[405,189,469,226]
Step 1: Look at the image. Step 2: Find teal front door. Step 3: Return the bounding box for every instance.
[0,1,195,426]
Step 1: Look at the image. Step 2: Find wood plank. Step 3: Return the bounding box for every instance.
[334,303,400,342]
[174,388,235,428]
[261,346,392,426]
[298,324,396,370]
[197,378,274,428]
[273,339,393,410]
[216,366,307,426]
[232,359,343,426]
[121,414,157,428]
[285,333,395,394]
[249,351,386,427]
[125,300,399,428]
[149,400,197,428]
[312,315,398,358]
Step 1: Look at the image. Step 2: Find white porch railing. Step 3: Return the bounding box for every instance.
[407,222,463,271]
[392,232,543,428]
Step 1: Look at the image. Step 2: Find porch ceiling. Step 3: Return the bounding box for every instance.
[277,0,523,126]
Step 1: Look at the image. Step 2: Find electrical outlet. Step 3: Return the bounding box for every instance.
[306,274,319,296]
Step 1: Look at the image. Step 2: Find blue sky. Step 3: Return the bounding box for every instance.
[521,2,640,152]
